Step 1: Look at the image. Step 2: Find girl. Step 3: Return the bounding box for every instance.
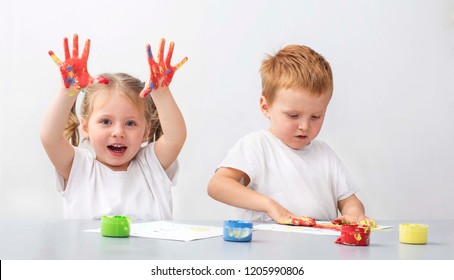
[41,34,187,220]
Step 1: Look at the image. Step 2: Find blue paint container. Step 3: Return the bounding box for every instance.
[223,220,253,242]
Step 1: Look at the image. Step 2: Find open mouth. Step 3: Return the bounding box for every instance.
[107,144,127,154]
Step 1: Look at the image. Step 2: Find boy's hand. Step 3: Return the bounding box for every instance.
[278,216,316,227]
[266,201,296,223]
[48,34,108,95]
[140,38,188,97]
[333,216,376,228]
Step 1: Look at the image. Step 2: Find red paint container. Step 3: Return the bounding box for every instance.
[335,225,370,246]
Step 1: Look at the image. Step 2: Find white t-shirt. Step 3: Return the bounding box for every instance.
[219,130,358,221]
[56,143,178,220]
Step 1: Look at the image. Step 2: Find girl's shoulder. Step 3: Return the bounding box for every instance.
[135,142,157,161]
[72,146,96,166]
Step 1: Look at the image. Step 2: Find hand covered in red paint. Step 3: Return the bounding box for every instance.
[332,216,376,228]
[140,38,188,97]
[48,34,108,95]
[332,217,349,225]
[278,216,316,227]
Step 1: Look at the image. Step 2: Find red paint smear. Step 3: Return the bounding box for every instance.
[313,224,341,231]
[96,76,109,85]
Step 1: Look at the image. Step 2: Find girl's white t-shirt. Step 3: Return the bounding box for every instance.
[219,130,358,221]
[56,143,178,220]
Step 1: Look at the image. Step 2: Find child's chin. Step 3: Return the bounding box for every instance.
[287,142,309,150]
[102,159,131,171]
[108,164,130,171]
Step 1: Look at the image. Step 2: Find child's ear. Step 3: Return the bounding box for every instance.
[259,96,271,118]
[80,118,89,139]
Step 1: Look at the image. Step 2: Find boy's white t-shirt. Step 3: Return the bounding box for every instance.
[56,143,178,220]
[219,130,358,222]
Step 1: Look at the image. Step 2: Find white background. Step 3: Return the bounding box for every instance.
[1,0,453,221]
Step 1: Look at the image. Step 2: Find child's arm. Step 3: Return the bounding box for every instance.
[140,38,188,170]
[40,87,78,181]
[337,194,374,224]
[208,167,295,222]
[41,34,106,181]
[149,87,186,170]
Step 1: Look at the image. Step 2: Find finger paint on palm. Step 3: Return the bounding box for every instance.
[141,38,188,97]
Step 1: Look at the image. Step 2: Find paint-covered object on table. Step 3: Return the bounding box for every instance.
[399,224,428,244]
[223,220,253,242]
[335,224,370,246]
[101,215,131,238]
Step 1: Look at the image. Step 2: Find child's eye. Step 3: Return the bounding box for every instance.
[100,119,111,125]
[312,115,321,120]
[126,121,137,127]
[287,114,299,119]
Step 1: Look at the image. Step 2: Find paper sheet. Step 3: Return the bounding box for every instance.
[85,221,223,242]
[254,222,393,236]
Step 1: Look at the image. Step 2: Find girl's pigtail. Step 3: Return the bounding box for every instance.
[64,103,80,146]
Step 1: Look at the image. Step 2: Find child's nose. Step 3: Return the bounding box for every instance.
[111,125,125,138]
[298,119,309,131]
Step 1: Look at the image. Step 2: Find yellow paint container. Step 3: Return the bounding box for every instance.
[399,224,428,244]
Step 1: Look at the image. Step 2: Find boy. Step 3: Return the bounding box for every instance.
[208,45,372,224]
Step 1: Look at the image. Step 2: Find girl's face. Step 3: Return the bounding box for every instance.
[81,91,150,171]
[260,87,331,150]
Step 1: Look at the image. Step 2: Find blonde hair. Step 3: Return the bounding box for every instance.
[260,45,333,105]
[64,73,162,146]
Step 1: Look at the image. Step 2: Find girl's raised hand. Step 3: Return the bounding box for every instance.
[140,38,188,98]
[48,34,108,95]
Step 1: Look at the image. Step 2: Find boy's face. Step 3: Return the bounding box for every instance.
[81,91,150,171]
[260,87,331,150]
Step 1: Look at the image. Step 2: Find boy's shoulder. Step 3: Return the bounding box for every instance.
[235,130,337,156]
[241,129,269,139]
[240,130,330,148]
[237,130,275,146]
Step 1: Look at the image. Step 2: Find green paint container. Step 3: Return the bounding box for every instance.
[101,216,131,237]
